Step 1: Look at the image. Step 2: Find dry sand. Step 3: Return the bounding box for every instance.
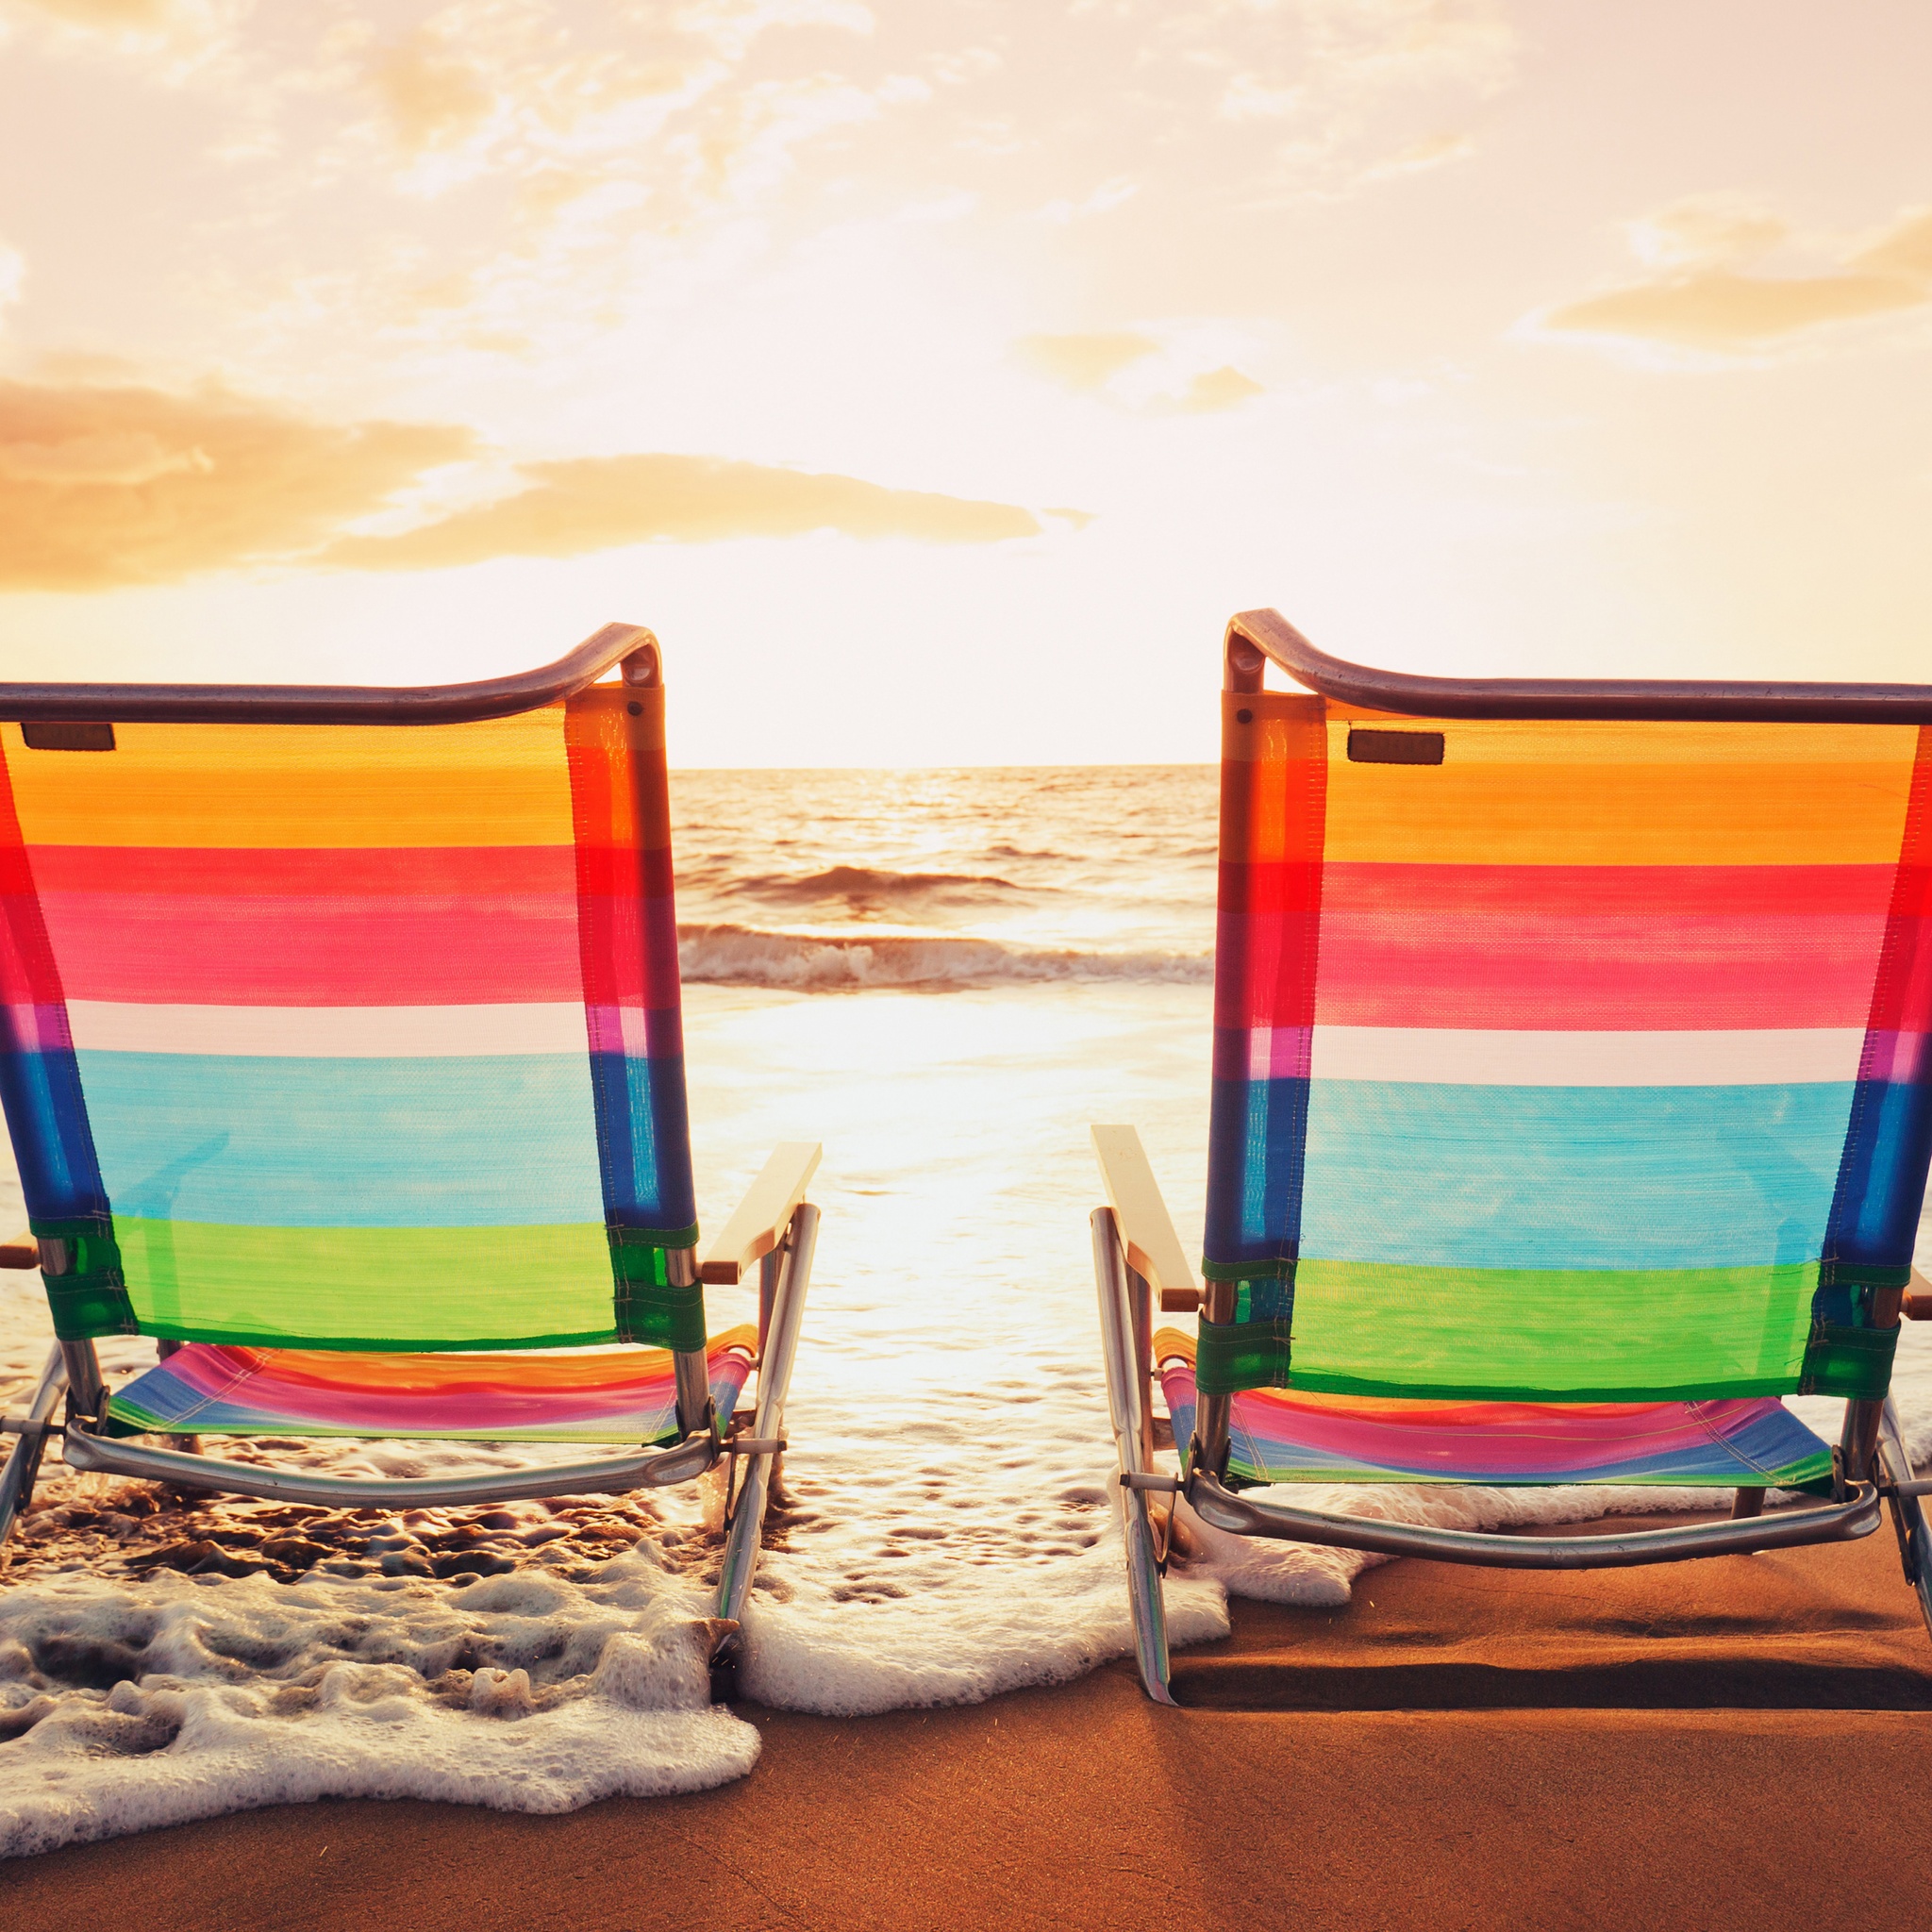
[8,1514,1932,1930]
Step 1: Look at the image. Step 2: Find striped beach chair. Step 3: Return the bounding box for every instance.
[1091,608,1932,1703]
[0,626,814,1672]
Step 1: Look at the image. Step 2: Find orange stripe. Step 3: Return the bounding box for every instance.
[2,706,575,848]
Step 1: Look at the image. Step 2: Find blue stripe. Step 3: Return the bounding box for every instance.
[590,1041,696,1234]
[1298,1080,1855,1270]
[0,1041,111,1223]
[1205,1069,1310,1274]
[77,1051,604,1228]
[1823,1067,1932,1309]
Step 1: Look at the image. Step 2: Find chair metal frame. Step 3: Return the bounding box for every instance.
[1091,608,1932,1705]
[0,627,814,1666]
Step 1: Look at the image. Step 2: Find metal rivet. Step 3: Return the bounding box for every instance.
[1236,708,1253,724]
[626,701,642,716]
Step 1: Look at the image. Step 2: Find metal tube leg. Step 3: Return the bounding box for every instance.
[1878,1398,1932,1646]
[758,1247,781,1364]
[1842,1397,1885,1487]
[58,1338,104,1424]
[666,1245,713,1441]
[1092,1208,1176,1706]
[1,1346,69,1549]
[713,1203,819,1675]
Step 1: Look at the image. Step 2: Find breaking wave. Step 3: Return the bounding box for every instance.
[725,866,1034,915]
[676,924,1212,990]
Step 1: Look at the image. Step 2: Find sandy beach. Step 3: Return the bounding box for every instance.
[8,1516,1931,1931]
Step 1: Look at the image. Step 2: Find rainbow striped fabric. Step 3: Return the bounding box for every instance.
[0,682,701,1359]
[105,1327,758,1445]
[1202,701,1932,1411]
[1156,1330,1833,1489]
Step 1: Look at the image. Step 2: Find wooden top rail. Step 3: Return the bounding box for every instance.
[0,1231,38,1270]
[1903,1271,1932,1323]
[700,1142,822,1286]
[1091,1125,1199,1312]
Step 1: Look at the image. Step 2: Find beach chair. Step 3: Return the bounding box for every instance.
[0,625,813,1676]
[1092,608,1932,1703]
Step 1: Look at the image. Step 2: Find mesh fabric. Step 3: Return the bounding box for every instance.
[1201,701,1932,1403]
[0,682,700,1352]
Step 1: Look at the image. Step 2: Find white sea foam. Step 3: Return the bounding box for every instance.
[0,1559,758,1857]
[678,923,1212,990]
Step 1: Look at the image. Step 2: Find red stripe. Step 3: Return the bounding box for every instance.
[15,844,590,1004]
[26,892,583,1004]
[1323,861,1895,920]
[1297,861,1892,1029]
[26,844,575,896]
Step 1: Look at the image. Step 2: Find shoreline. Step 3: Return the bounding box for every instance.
[8,1518,1931,1928]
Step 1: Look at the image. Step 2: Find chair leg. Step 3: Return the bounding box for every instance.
[711,1201,819,1699]
[0,1347,68,1551]
[1092,1208,1176,1706]
[1878,1399,1932,1647]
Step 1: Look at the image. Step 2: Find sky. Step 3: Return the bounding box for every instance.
[0,0,1927,765]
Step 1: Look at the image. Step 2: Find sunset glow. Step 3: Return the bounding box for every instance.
[1,0,1927,762]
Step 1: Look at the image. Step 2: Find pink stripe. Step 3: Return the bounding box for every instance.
[29,894,583,1005]
[1307,861,1891,1029]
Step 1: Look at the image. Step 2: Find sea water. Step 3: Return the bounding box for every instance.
[4,765,1930,1853]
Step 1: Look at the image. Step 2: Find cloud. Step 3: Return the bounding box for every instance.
[1014,332,1158,391]
[1037,177,1139,224]
[0,380,474,590]
[0,380,1049,589]
[1357,131,1474,182]
[367,29,497,156]
[12,0,170,25]
[0,240,23,323]
[1015,330,1266,412]
[317,454,1044,569]
[1529,199,1932,357]
[1174,365,1265,412]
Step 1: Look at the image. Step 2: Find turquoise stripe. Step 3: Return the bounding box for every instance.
[78,1050,602,1228]
[1300,1080,1855,1270]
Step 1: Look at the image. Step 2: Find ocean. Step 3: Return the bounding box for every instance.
[5,763,1931,1852]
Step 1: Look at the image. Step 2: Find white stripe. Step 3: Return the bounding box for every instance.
[1309,1025,1866,1087]
[66,1001,588,1058]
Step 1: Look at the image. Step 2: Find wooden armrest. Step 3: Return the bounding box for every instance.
[0,1230,39,1270]
[1904,1270,1932,1322]
[1091,1125,1199,1311]
[700,1142,822,1285]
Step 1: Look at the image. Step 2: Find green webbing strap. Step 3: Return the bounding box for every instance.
[1799,1322,1899,1401]
[1201,1256,1293,1283]
[1195,1317,1294,1396]
[608,1224,706,1352]
[29,1215,136,1339]
[1820,1261,1915,1291]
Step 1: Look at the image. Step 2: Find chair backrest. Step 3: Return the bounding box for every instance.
[1202,614,1932,1407]
[0,631,701,1356]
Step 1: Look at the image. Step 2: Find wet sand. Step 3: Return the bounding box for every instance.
[8,1516,1932,1930]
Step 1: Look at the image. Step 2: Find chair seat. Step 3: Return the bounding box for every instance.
[106,1325,758,1446]
[1155,1332,1834,1491]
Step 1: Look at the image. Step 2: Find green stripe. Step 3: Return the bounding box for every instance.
[1228,1257,1824,1401]
[115,1218,625,1352]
